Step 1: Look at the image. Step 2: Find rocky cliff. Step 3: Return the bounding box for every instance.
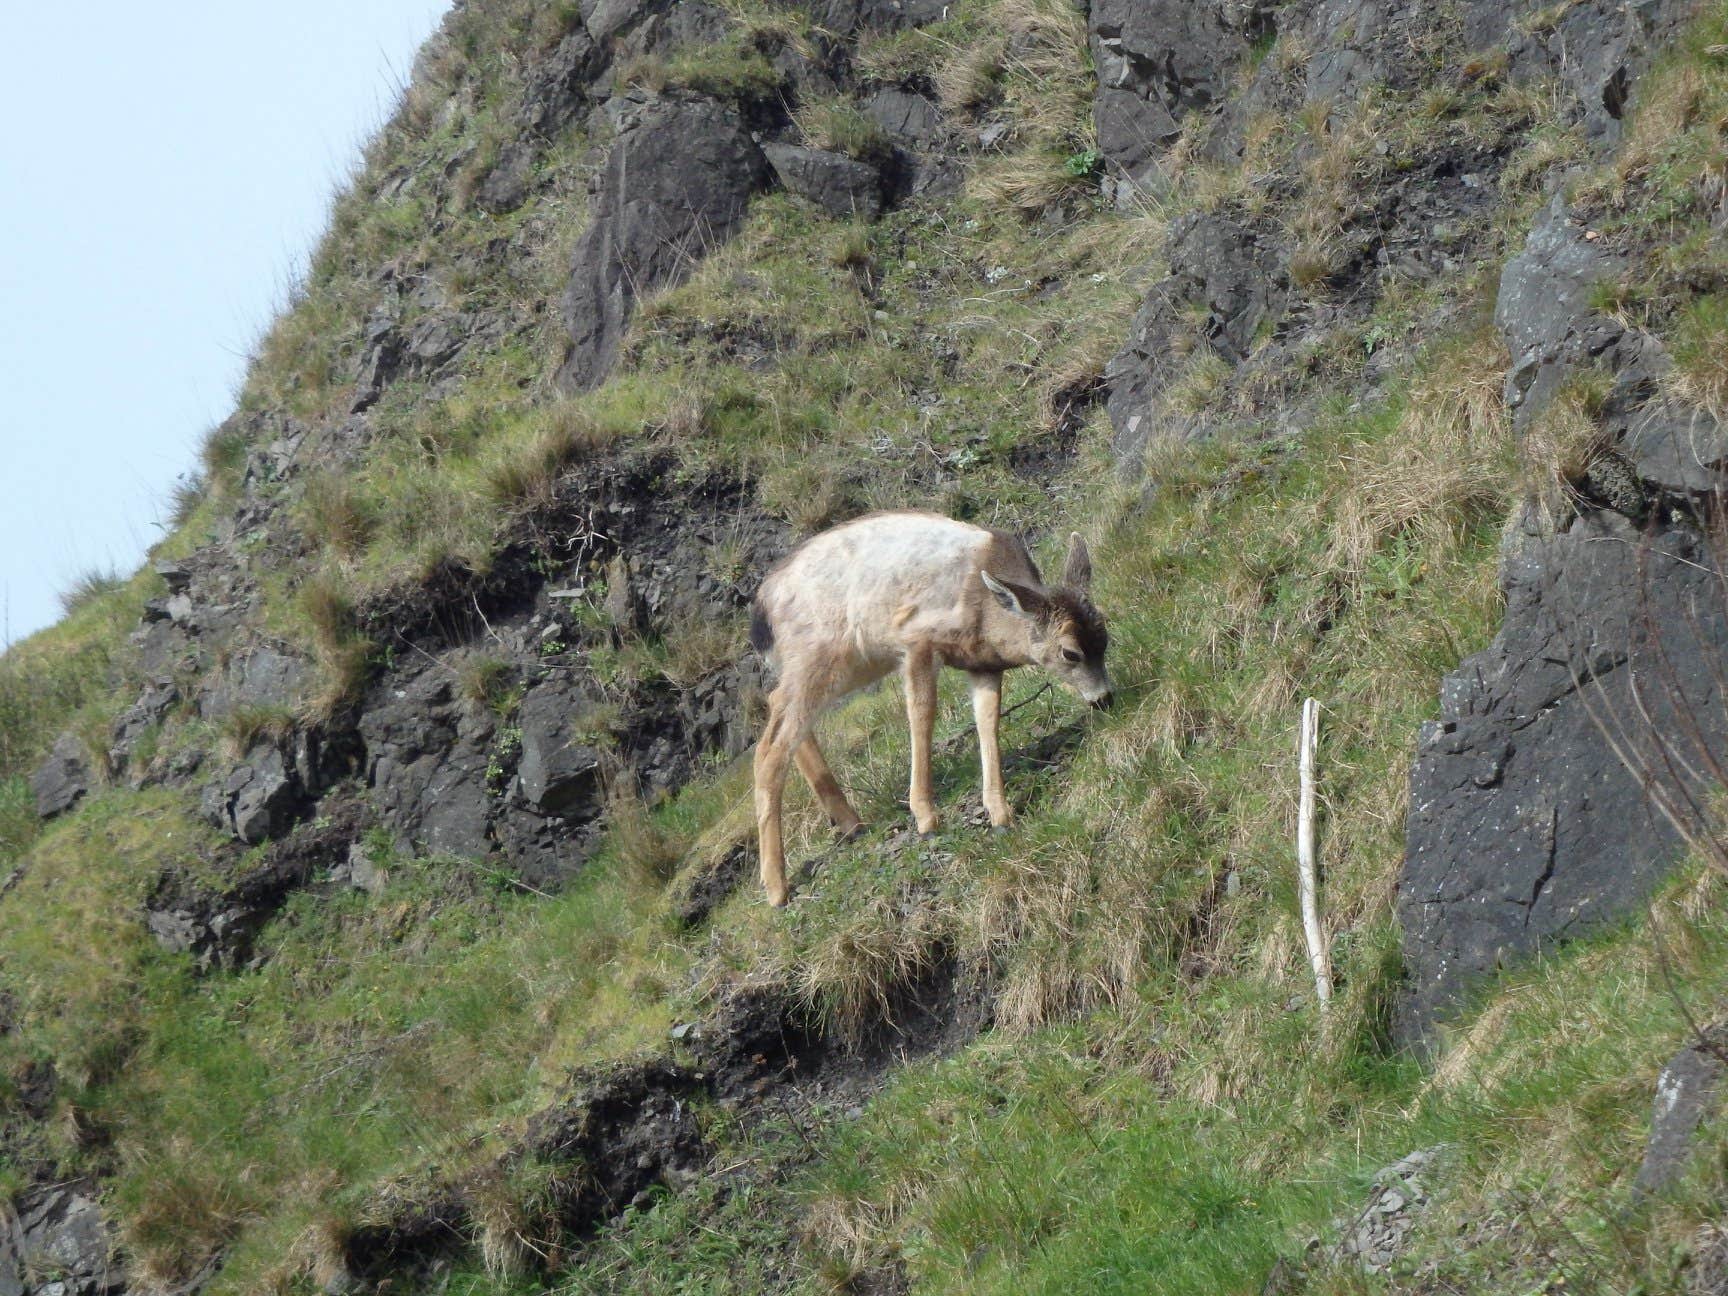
[4,0,1728,1292]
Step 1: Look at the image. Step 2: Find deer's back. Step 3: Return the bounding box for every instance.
[757,512,1037,661]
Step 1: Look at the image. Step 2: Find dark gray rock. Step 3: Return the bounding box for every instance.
[1621,406,1728,499]
[148,803,370,970]
[475,142,535,213]
[203,744,301,844]
[109,679,179,774]
[865,88,940,148]
[0,1181,124,1296]
[1104,212,1285,465]
[351,310,403,414]
[1170,212,1287,364]
[582,0,671,44]
[403,312,468,372]
[516,681,605,816]
[1495,196,1638,426]
[30,732,91,819]
[359,671,496,861]
[762,142,885,220]
[1638,1027,1728,1193]
[1089,0,1253,190]
[200,645,308,720]
[557,100,771,390]
[521,28,603,136]
[1397,511,1728,1044]
[152,559,192,593]
[615,1,731,62]
[1498,0,1699,143]
[798,0,946,34]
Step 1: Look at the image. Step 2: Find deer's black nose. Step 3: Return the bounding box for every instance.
[1091,691,1114,711]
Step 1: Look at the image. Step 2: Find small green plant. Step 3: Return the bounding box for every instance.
[486,726,523,794]
[1063,148,1102,178]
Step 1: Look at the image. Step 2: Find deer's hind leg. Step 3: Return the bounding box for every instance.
[795,737,864,838]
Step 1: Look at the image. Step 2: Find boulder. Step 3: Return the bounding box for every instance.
[865,88,940,149]
[30,731,91,819]
[1397,510,1728,1044]
[1621,406,1728,500]
[516,681,605,816]
[202,744,300,844]
[1637,1027,1728,1193]
[763,142,885,219]
[109,679,179,774]
[1497,0,1699,142]
[474,141,535,213]
[350,310,402,413]
[1495,196,1638,426]
[557,100,772,390]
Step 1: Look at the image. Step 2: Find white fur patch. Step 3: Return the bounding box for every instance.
[761,513,993,666]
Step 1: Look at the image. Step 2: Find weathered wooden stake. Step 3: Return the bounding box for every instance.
[1298,696,1333,1011]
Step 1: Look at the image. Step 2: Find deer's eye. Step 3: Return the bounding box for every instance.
[1061,648,1083,663]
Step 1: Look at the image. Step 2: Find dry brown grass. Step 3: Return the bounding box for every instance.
[1166,351,1234,416]
[607,783,691,896]
[296,575,374,718]
[302,472,379,558]
[1517,372,1612,527]
[1328,330,1514,577]
[934,32,1009,112]
[794,100,893,163]
[789,893,949,1041]
[478,403,613,510]
[968,151,1093,214]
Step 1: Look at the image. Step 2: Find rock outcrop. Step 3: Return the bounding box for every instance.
[29,732,90,819]
[557,100,773,390]
[0,1182,124,1296]
[1398,192,1728,1043]
[1399,511,1728,1040]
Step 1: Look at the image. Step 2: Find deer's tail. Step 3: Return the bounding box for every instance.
[749,599,775,656]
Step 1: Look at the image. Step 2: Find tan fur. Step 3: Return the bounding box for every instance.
[750,512,1112,906]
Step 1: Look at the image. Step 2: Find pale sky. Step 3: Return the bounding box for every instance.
[0,1,452,647]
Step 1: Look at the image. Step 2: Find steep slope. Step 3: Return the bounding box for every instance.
[3,0,1728,1293]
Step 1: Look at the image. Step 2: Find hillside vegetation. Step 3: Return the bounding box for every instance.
[4,0,1728,1293]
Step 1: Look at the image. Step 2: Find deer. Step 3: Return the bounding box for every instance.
[748,511,1112,906]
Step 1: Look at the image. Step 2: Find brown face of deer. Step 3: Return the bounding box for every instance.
[980,533,1114,708]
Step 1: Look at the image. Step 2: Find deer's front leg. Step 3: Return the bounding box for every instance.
[969,670,1012,828]
[903,646,939,835]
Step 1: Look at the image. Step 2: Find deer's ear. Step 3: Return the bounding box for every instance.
[1062,532,1093,592]
[981,571,1046,620]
